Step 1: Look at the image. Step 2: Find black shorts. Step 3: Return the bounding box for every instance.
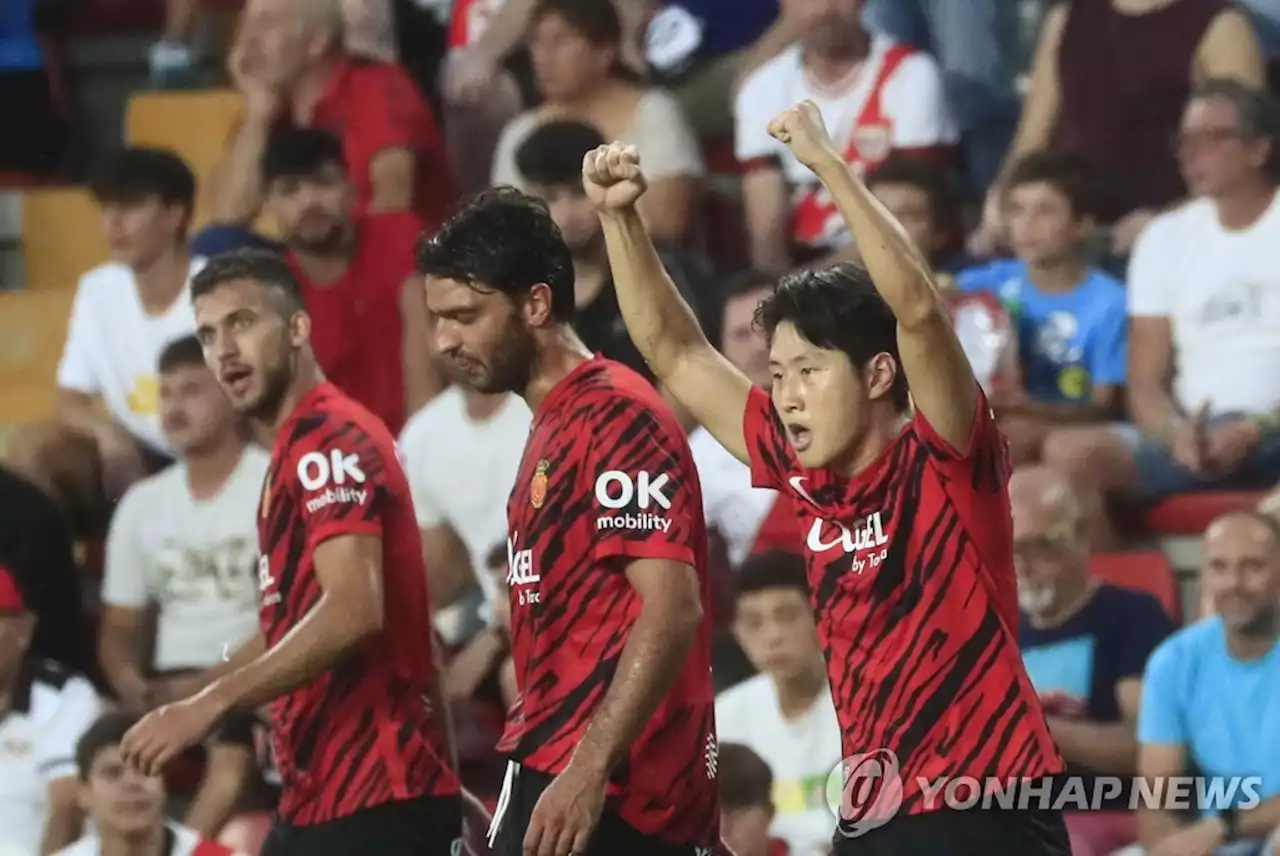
[832,806,1071,855]
[261,794,462,856]
[490,762,704,856]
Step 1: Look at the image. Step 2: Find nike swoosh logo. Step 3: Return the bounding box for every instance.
[789,476,816,504]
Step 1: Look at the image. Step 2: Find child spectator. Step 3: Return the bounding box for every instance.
[957,151,1128,464]
[865,154,968,281]
[719,743,787,856]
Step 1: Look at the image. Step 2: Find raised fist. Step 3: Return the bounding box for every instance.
[767,100,839,170]
[582,142,648,211]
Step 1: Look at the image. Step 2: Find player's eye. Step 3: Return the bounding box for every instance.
[800,367,815,377]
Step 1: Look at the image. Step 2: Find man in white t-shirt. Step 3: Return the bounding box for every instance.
[4,147,204,537]
[734,0,958,274]
[0,565,101,856]
[399,386,532,637]
[1043,80,1280,548]
[99,336,265,839]
[715,551,841,856]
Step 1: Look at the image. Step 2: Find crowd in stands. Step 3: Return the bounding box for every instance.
[4,0,1280,855]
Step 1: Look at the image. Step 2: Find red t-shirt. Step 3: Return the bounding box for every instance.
[257,382,459,824]
[500,356,720,848]
[288,210,421,436]
[742,386,1063,824]
[310,58,456,231]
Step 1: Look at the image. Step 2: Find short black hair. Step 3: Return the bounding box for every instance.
[532,0,621,46]
[76,711,140,781]
[262,127,347,185]
[754,263,910,412]
[158,334,207,374]
[736,549,808,600]
[417,186,576,322]
[1005,150,1100,219]
[89,146,196,215]
[190,248,304,315]
[867,154,962,246]
[516,120,605,188]
[722,269,775,304]
[718,743,774,811]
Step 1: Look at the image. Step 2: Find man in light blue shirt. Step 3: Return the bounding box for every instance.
[1132,511,1280,856]
[957,151,1127,464]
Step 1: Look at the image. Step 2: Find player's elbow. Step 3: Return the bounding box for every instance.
[894,290,949,333]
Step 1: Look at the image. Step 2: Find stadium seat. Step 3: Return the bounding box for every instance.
[21,187,110,289]
[1089,550,1180,622]
[1142,492,1268,536]
[71,0,166,33]
[0,288,75,424]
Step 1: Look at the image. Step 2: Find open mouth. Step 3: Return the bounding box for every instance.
[221,366,253,395]
[786,423,812,452]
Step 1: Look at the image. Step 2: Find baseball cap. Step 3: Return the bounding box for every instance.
[0,564,27,613]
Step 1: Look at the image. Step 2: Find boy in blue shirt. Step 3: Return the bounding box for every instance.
[958,151,1127,463]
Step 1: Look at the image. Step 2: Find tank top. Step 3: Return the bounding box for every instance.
[1056,0,1224,222]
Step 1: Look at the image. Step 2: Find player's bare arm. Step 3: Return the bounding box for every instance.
[584,144,755,464]
[769,102,980,453]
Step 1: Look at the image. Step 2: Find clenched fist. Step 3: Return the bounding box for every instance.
[767,100,840,171]
[582,142,648,211]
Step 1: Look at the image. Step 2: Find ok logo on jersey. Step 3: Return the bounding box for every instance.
[296,450,366,490]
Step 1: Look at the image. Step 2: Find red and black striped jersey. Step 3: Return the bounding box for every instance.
[500,356,719,848]
[256,382,458,825]
[743,386,1063,821]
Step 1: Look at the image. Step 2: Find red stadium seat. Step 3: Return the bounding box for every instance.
[1141,492,1268,536]
[703,137,739,176]
[1089,550,1180,622]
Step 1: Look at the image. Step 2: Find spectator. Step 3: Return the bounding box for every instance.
[972,0,1265,258]
[207,0,454,236]
[958,152,1127,465]
[1011,466,1174,856]
[492,0,705,244]
[0,565,101,856]
[718,743,784,856]
[262,127,440,433]
[56,712,242,856]
[0,0,68,177]
[716,551,840,856]
[442,543,517,708]
[865,153,967,279]
[515,119,712,376]
[1128,511,1280,856]
[4,148,201,535]
[1045,81,1280,550]
[735,0,958,274]
[98,336,266,839]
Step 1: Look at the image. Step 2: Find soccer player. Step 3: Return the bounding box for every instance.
[418,187,720,856]
[118,249,462,856]
[583,104,1071,854]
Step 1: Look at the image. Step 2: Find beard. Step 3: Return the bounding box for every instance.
[446,316,538,395]
[237,347,297,424]
[285,219,348,256]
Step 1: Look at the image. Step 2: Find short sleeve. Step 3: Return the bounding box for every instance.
[742,386,792,491]
[36,676,102,782]
[56,277,102,394]
[491,113,534,188]
[1137,638,1187,746]
[954,262,1000,295]
[101,486,151,608]
[1115,593,1175,681]
[1127,214,1175,317]
[912,387,1008,480]
[1087,296,1129,388]
[352,64,434,156]
[628,89,705,182]
[292,418,390,550]
[882,53,960,148]
[734,67,785,163]
[587,399,699,567]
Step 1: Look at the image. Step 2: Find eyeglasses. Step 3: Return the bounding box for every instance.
[1171,127,1243,153]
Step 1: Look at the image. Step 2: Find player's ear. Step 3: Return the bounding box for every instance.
[864,352,898,402]
[287,310,312,348]
[524,283,554,328]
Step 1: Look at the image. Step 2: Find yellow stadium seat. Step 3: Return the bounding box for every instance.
[0,287,75,423]
[21,187,110,290]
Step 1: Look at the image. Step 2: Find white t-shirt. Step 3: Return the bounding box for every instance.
[0,661,102,856]
[54,822,242,856]
[102,447,267,671]
[399,389,532,610]
[735,36,958,188]
[689,427,777,568]
[56,259,205,453]
[716,674,842,856]
[1128,194,1280,416]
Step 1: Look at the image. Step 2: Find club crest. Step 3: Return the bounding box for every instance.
[530,459,550,509]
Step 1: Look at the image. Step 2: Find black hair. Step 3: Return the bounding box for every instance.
[416,186,576,322]
[718,743,774,811]
[531,0,643,83]
[157,334,207,374]
[76,711,140,781]
[754,263,910,412]
[190,248,305,315]
[89,146,196,217]
[262,127,347,185]
[1004,150,1101,219]
[722,269,775,305]
[736,549,808,599]
[1190,78,1280,179]
[515,120,605,188]
[867,154,963,247]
